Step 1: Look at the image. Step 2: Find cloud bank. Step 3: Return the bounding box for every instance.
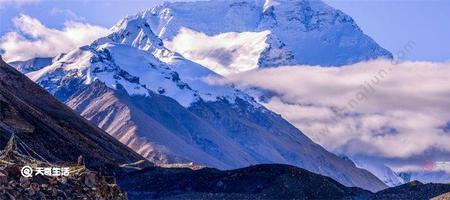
[165,28,270,76]
[209,60,450,172]
[0,14,110,62]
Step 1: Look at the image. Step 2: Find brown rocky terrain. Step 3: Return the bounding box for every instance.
[0,136,126,199]
[433,192,450,200]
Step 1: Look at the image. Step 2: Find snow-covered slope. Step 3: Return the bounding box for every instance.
[351,157,406,187]
[20,12,388,192]
[8,57,54,73]
[28,42,250,108]
[142,0,392,75]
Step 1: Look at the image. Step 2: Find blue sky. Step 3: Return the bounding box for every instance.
[0,0,450,62]
[324,0,450,62]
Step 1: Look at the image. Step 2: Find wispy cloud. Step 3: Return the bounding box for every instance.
[0,14,110,62]
[50,8,86,21]
[208,60,450,172]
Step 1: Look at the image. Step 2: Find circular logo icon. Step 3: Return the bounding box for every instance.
[21,166,33,178]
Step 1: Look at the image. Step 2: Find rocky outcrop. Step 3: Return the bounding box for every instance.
[433,192,450,200]
[0,135,127,199]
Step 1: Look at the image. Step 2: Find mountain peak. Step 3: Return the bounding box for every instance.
[94,13,164,53]
[141,0,392,76]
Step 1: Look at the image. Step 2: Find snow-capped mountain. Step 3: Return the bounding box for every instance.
[16,11,388,192]
[352,159,450,187]
[142,0,392,75]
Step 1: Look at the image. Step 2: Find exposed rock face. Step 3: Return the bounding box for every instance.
[257,34,297,67]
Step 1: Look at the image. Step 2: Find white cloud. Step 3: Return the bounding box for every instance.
[165,27,270,76]
[209,60,450,172]
[0,14,111,62]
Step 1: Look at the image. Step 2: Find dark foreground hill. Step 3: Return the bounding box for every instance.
[119,163,450,200]
[0,55,149,174]
[119,164,373,200]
